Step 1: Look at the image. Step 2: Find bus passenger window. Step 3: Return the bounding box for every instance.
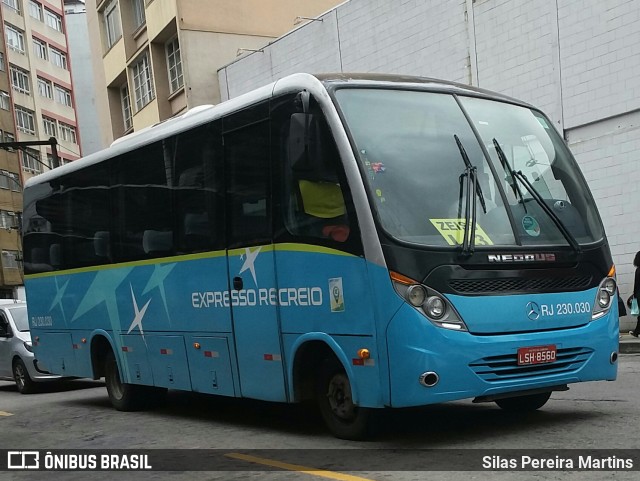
[172,122,223,254]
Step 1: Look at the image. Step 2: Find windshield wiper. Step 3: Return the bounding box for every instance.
[492,139,527,213]
[492,138,581,254]
[454,135,487,256]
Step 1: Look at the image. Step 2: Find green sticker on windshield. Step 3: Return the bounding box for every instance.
[522,215,541,237]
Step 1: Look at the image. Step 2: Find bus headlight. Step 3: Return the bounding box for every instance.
[406,285,427,307]
[597,290,610,308]
[592,277,616,320]
[391,272,468,331]
[424,296,445,319]
[602,278,616,295]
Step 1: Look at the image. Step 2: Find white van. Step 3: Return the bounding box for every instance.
[0,300,61,393]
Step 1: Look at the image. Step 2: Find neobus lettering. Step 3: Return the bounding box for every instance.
[192,287,323,308]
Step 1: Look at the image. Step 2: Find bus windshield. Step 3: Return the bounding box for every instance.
[334,88,604,247]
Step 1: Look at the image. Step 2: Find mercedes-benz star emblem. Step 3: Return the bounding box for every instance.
[526,301,541,321]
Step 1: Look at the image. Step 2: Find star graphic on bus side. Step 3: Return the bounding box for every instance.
[49,278,69,323]
[238,246,262,286]
[127,284,151,336]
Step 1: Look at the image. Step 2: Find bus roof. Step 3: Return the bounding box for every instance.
[25,72,532,188]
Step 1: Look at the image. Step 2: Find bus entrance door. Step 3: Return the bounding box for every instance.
[228,245,287,402]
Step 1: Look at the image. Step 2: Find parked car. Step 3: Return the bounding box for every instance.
[0,299,60,393]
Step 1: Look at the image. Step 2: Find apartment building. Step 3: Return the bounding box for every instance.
[0,0,80,296]
[1,0,81,186]
[86,0,342,142]
[0,4,24,297]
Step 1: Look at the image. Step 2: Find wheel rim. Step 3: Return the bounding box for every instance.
[107,361,124,400]
[326,373,356,421]
[14,363,25,390]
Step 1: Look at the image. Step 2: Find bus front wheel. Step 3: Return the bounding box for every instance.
[104,351,166,411]
[316,358,371,440]
[495,391,551,412]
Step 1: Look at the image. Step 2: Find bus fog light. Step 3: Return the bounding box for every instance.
[425,296,445,319]
[406,285,427,307]
[597,290,610,308]
[419,371,439,387]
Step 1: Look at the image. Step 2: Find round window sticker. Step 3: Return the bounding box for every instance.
[522,215,540,237]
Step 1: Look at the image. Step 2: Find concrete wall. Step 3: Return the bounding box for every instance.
[219,0,640,327]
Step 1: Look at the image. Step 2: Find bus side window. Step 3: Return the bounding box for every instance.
[271,93,361,254]
[224,103,271,248]
[173,122,223,254]
[112,142,174,262]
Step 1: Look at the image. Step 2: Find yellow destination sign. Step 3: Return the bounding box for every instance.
[430,218,494,246]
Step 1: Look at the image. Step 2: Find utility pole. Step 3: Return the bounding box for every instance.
[0,136,59,171]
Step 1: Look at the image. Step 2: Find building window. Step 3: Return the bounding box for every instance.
[49,47,67,69]
[4,132,14,143]
[0,211,16,229]
[10,65,30,94]
[44,8,63,32]
[54,85,72,107]
[21,147,41,172]
[0,52,4,71]
[121,83,132,131]
[2,250,20,269]
[131,52,154,111]
[15,106,36,134]
[33,37,47,60]
[37,76,52,98]
[103,0,121,49]
[42,116,56,137]
[0,91,9,110]
[2,0,20,13]
[59,122,77,144]
[0,173,9,190]
[29,1,42,20]
[166,37,183,94]
[5,24,25,53]
[132,0,145,29]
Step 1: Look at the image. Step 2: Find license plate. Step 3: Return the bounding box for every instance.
[517,345,557,366]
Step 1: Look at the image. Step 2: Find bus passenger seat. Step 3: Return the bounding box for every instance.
[143,230,173,255]
[26,247,52,272]
[49,243,62,269]
[94,231,111,260]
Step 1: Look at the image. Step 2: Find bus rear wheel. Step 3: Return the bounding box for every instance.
[495,391,551,412]
[104,351,166,411]
[316,358,371,440]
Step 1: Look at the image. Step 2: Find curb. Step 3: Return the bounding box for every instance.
[619,339,640,354]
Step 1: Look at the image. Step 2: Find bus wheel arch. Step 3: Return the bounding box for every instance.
[315,355,372,440]
[291,337,371,440]
[90,333,113,380]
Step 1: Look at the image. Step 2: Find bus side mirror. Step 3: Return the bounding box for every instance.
[288,113,321,171]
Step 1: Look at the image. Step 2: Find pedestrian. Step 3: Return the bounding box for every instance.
[628,251,640,337]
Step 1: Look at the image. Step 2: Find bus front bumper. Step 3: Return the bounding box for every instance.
[386,304,618,408]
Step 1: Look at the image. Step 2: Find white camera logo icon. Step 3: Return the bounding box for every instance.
[7,451,40,469]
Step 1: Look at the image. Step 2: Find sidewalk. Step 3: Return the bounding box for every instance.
[619,332,640,354]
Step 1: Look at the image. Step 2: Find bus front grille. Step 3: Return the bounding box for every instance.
[449,276,592,294]
[469,347,593,383]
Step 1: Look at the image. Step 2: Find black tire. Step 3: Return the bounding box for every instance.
[495,391,552,412]
[104,350,166,411]
[13,358,38,394]
[316,358,372,440]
